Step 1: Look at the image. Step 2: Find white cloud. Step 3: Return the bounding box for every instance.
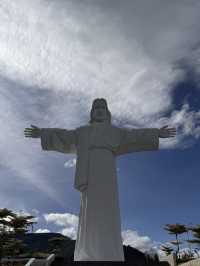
[44,212,161,249]
[31,209,40,217]
[44,212,78,240]
[64,158,76,168]
[35,228,50,233]
[158,246,200,260]
[155,103,200,149]
[60,226,77,240]
[122,229,157,253]
[0,0,199,147]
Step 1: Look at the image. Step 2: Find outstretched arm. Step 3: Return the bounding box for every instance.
[115,124,176,156]
[24,124,77,154]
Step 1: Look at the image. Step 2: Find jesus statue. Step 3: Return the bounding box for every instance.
[24,98,176,261]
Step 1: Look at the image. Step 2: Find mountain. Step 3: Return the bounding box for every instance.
[17,233,158,264]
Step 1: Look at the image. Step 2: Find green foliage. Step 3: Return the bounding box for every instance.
[48,236,67,255]
[164,223,187,260]
[164,224,187,235]
[163,223,200,264]
[0,208,37,261]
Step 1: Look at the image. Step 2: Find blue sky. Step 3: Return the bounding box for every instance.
[0,0,200,256]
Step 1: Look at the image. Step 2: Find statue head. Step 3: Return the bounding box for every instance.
[89,98,111,124]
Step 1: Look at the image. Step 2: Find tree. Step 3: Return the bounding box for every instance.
[164,223,187,259]
[0,208,16,263]
[9,214,36,235]
[48,236,66,255]
[187,224,200,254]
[0,208,37,263]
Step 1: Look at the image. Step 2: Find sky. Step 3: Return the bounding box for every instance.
[0,0,200,256]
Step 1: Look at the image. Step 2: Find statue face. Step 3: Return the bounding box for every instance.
[92,101,108,122]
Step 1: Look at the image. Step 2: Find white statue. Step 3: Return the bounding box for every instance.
[24,98,176,261]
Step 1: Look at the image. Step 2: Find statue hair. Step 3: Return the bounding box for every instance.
[89,98,111,124]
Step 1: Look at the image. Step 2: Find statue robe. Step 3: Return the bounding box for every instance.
[40,121,159,261]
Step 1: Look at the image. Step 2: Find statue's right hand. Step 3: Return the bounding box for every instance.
[24,124,41,138]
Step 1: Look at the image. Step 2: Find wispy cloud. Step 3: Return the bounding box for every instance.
[155,103,200,149]
[0,0,200,211]
[0,0,199,142]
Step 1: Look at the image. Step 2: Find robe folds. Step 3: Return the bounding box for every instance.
[40,121,159,261]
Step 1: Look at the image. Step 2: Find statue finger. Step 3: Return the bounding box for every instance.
[24,129,33,133]
[24,134,33,137]
[169,130,176,134]
[168,130,175,134]
[31,124,38,128]
[24,131,33,135]
[168,132,176,135]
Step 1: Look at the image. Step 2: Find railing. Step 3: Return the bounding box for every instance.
[1,254,55,266]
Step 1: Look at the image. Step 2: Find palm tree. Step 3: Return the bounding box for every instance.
[0,208,17,263]
[187,224,200,255]
[10,215,36,235]
[25,215,37,233]
[164,223,187,259]
[0,208,16,219]
[170,239,183,255]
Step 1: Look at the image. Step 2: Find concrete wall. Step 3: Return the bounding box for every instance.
[180,258,200,266]
[159,254,177,266]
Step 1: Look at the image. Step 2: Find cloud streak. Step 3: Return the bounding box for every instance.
[0,0,200,210]
[0,0,199,133]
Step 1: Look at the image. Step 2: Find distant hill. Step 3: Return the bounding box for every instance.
[17,233,75,259]
[17,233,158,264]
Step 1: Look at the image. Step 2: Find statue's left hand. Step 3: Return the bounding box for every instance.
[159,125,176,138]
[24,124,41,138]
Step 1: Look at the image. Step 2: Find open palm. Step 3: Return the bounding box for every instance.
[159,125,176,138]
[24,124,41,138]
